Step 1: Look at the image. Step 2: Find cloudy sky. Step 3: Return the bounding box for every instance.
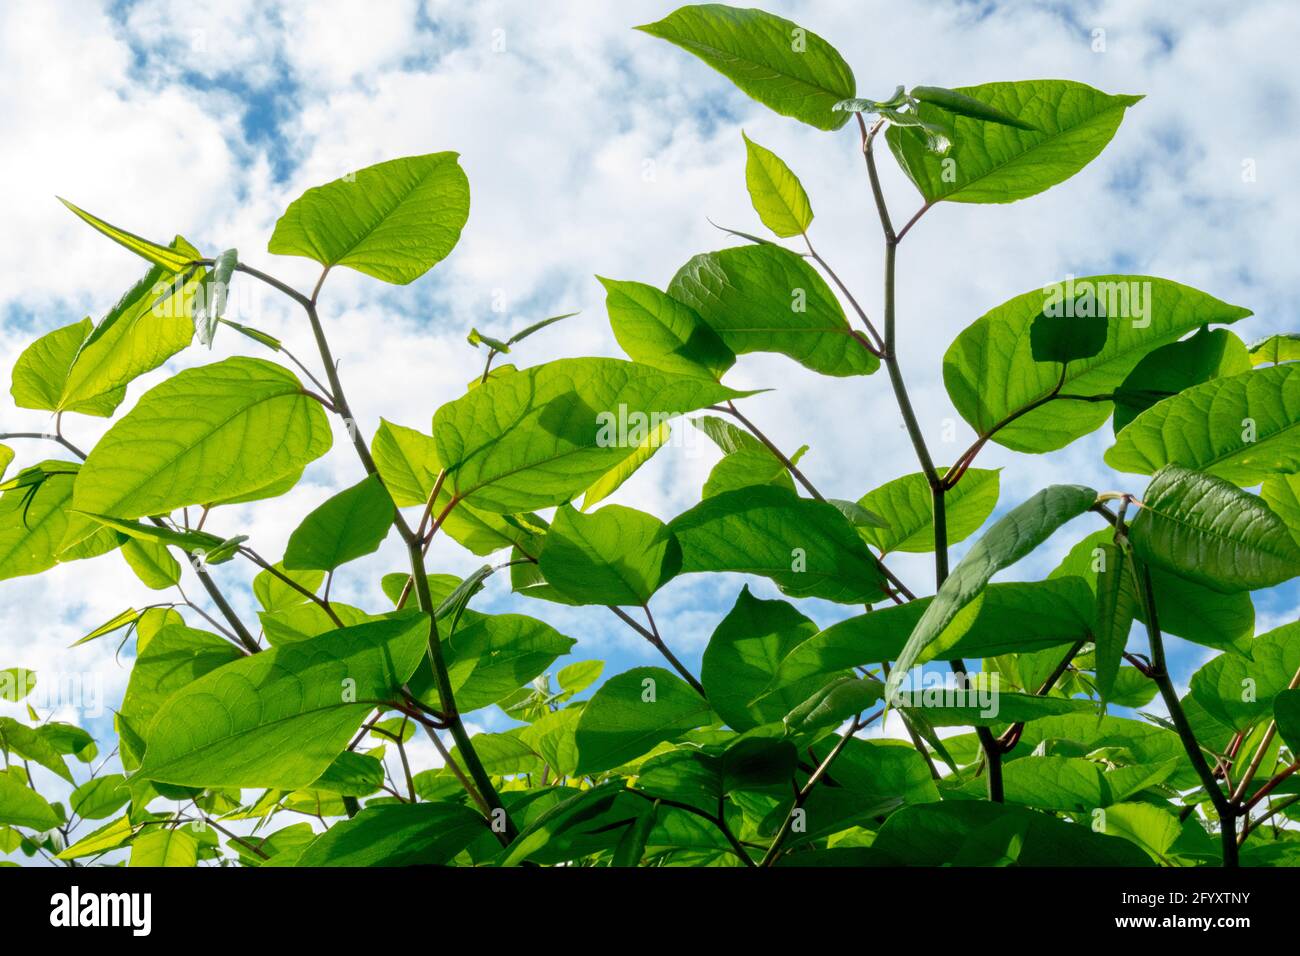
[1,0,1297,850]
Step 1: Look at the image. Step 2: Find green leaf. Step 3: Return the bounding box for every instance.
[74,357,332,519]
[1249,333,1300,366]
[409,612,575,713]
[253,562,325,613]
[574,667,715,774]
[742,132,813,237]
[284,475,394,572]
[668,245,878,377]
[908,85,1037,131]
[1129,465,1300,592]
[558,660,604,697]
[1051,528,1253,653]
[371,419,441,507]
[296,802,486,866]
[636,4,855,132]
[194,248,237,347]
[59,197,197,273]
[129,827,198,867]
[60,245,205,413]
[0,462,119,582]
[857,468,999,554]
[1112,327,1251,434]
[432,357,743,513]
[871,801,1150,866]
[268,152,470,285]
[307,751,385,797]
[497,783,626,866]
[887,485,1097,700]
[600,277,735,381]
[1190,621,1300,731]
[0,771,58,831]
[120,537,181,590]
[0,668,35,702]
[0,717,73,782]
[668,485,887,603]
[0,445,10,481]
[692,415,794,499]
[581,420,672,510]
[886,80,1141,204]
[945,276,1251,452]
[1106,364,1300,484]
[117,624,243,769]
[784,676,883,733]
[10,318,121,417]
[1262,473,1300,545]
[138,613,428,789]
[701,585,829,731]
[1274,689,1300,756]
[536,504,681,606]
[70,775,130,821]
[57,815,136,860]
[1093,543,1135,704]
[259,602,372,646]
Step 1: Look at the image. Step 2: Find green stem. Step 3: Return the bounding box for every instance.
[1132,559,1236,865]
[861,117,1002,800]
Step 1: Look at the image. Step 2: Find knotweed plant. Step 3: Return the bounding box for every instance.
[2,4,1298,868]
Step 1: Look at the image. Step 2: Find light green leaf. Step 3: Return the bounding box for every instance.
[259,602,372,646]
[118,624,242,769]
[692,415,794,499]
[433,357,743,513]
[700,585,829,731]
[59,198,196,272]
[886,80,1140,204]
[574,667,715,774]
[306,751,384,797]
[945,277,1251,452]
[0,668,35,702]
[857,468,999,554]
[10,318,122,417]
[0,462,119,582]
[253,562,325,613]
[138,613,428,788]
[887,484,1097,700]
[1112,326,1251,434]
[371,419,441,507]
[668,484,887,604]
[1249,333,1300,366]
[296,802,486,866]
[0,717,73,782]
[0,771,59,831]
[1129,464,1300,593]
[557,660,604,696]
[1106,364,1300,484]
[60,243,205,413]
[121,537,181,590]
[668,245,878,377]
[129,827,198,867]
[995,756,1106,811]
[194,247,237,347]
[636,4,855,131]
[268,152,470,285]
[74,357,333,519]
[599,277,735,380]
[784,676,883,733]
[70,774,130,821]
[742,132,812,237]
[57,815,136,860]
[581,420,671,510]
[537,504,681,606]
[284,475,394,572]
[1262,473,1300,546]
[0,445,10,481]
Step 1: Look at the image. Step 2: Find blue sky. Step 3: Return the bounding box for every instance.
[1,0,1297,848]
